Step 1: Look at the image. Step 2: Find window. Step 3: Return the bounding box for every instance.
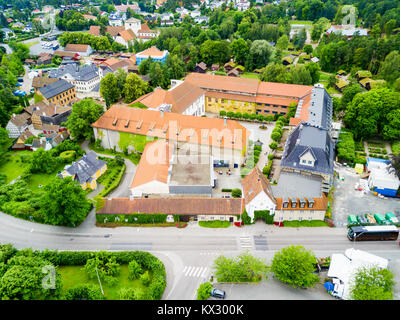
[308,160,312,164]
[302,160,307,164]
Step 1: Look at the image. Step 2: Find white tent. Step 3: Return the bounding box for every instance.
[327,249,388,300]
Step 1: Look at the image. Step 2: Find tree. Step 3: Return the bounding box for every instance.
[231,38,249,66]
[270,245,319,289]
[29,148,58,174]
[231,188,242,198]
[197,282,212,300]
[213,251,268,282]
[276,34,289,50]
[0,255,62,300]
[288,65,313,85]
[128,259,143,280]
[149,62,170,89]
[39,176,91,227]
[379,51,400,84]
[259,62,289,83]
[350,266,395,300]
[303,44,313,55]
[166,54,186,79]
[118,287,142,300]
[382,109,400,140]
[84,252,120,286]
[340,84,362,111]
[64,99,104,141]
[305,62,320,84]
[384,19,396,36]
[115,68,127,95]
[248,40,274,70]
[100,73,121,108]
[123,73,149,104]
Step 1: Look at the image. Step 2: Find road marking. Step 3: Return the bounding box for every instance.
[183,266,209,277]
[239,236,254,249]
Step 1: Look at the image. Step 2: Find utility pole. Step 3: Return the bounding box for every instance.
[95,266,104,296]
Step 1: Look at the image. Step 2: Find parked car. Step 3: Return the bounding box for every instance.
[17,78,24,83]
[210,288,226,299]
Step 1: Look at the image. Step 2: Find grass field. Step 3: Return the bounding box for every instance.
[283,220,329,227]
[241,72,259,79]
[0,151,31,183]
[58,264,150,300]
[25,163,65,191]
[199,220,231,228]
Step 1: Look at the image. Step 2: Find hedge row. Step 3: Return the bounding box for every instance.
[254,210,274,224]
[96,213,168,224]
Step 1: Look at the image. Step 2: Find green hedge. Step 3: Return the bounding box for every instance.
[253,210,274,224]
[96,213,168,224]
[199,220,231,228]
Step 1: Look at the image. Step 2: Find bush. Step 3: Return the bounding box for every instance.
[128,259,143,280]
[231,188,242,198]
[64,284,105,300]
[219,110,226,116]
[197,282,212,300]
[268,154,274,160]
[241,210,252,224]
[140,270,151,287]
[269,142,278,150]
[84,252,120,284]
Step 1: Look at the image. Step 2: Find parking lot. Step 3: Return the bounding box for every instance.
[332,164,400,227]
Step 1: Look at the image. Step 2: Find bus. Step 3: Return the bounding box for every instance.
[347,225,399,241]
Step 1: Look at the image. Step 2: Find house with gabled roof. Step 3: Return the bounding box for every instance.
[64,44,93,56]
[5,113,30,138]
[136,46,169,66]
[241,167,276,220]
[58,150,107,190]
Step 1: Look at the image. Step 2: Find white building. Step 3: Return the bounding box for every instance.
[241,168,277,221]
[367,158,400,197]
[125,17,141,35]
[6,113,30,138]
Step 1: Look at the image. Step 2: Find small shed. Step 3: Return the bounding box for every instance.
[195,62,207,73]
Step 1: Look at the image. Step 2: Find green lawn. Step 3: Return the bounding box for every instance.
[129,102,148,109]
[25,41,39,48]
[58,264,150,300]
[283,220,329,227]
[391,141,400,155]
[241,72,260,79]
[25,163,65,191]
[289,20,314,25]
[199,220,231,228]
[0,151,31,184]
[89,141,141,165]
[118,132,156,153]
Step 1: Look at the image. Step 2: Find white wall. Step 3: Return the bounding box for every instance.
[130,180,169,197]
[245,192,276,220]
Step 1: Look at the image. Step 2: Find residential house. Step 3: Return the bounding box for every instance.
[31,137,52,151]
[195,62,207,73]
[49,63,101,93]
[25,101,71,130]
[136,23,159,42]
[135,46,169,66]
[32,77,60,92]
[11,128,34,151]
[125,17,141,35]
[58,150,107,190]
[227,69,240,77]
[64,44,93,57]
[194,16,210,24]
[23,22,33,32]
[82,14,97,21]
[37,79,77,106]
[5,113,30,138]
[115,29,136,47]
[241,167,277,221]
[97,197,243,223]
[37,52,53,65]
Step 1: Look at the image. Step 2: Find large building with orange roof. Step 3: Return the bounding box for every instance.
[91,106,251,168]
[183,73,314,117]
[136,46,168,66]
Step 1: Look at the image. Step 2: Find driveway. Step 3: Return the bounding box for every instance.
[81,140,137,198]
[332,164,400,227]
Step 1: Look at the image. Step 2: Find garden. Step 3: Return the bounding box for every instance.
[0,245,166,300]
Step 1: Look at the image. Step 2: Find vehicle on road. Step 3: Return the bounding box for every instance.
[17,78,24,83]
[210,288,226,299]
[347,225,399,241]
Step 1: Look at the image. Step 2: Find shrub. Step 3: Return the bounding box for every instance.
[268,154,274,160]
[269,142,278,150]
[84,252,120,284]
[231,188,242,198]
[128,259,143,280]
[197,282,212,300]
[140,270,151,286]
[241,210,252,224]
[219,110,226,116]
[64,284,105,300]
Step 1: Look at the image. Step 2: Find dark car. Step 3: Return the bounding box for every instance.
[210,288,226,299]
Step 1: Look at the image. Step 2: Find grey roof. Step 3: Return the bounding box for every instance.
[271,172,322,199]
[306,84,333,130]
[39,79,74,100]
[64,151,106,184]
[280,122,334,176]
[49,64,99,82]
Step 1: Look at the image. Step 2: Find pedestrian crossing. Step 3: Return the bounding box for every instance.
[182,266,209,278]
[239,236,253,249]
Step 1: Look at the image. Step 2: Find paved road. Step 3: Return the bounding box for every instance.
[81,140,137,198]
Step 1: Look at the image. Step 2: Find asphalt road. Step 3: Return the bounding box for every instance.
[1,210,400,300]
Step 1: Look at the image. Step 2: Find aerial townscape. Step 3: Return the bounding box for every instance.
[0,0,399,308]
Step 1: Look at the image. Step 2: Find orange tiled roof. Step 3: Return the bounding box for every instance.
[119,29,136,42]
[130,140,173,189]
[91,106,249,150]
[97,197,245,216]
[275,193,328,211]
[64,44,90,53]
[137,46,166,57]
[242,167,276,205]
[257,81,313,99]
[88,25,100,36]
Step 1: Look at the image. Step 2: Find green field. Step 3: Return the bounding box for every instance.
[0,151,31,184]
[199,220,231,228]
[58,264,150,300]
[283,220,329,227]
[241,72,260,79]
